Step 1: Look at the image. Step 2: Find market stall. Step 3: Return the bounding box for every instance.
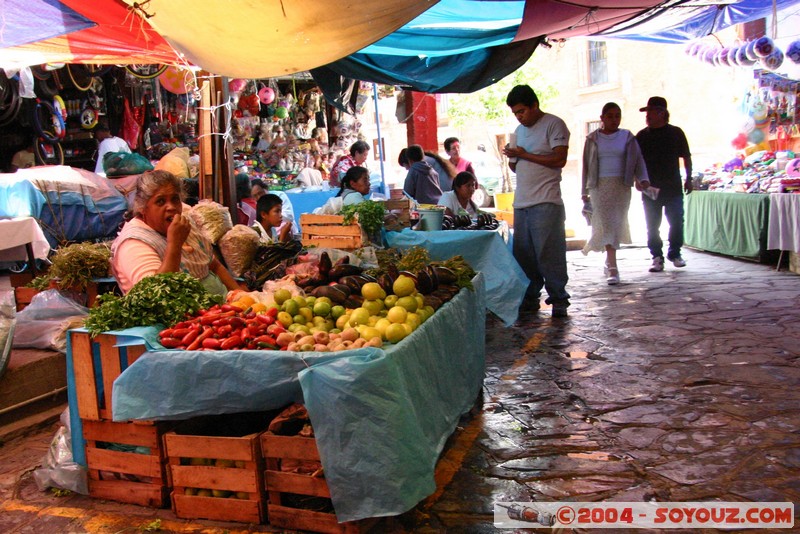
[385,228,527,326]
[684,191,770,259]
[66,274,486,523]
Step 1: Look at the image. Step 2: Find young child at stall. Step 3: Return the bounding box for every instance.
[253,193,292,244]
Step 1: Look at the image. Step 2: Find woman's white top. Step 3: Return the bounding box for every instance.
[597,130,627,178]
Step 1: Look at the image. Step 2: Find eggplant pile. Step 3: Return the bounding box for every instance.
[441,212,499,231]
[242,240,303,290]
[304,259,463,311]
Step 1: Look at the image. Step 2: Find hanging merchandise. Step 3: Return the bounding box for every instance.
[79,108,98,130]
[785,40,800,64]
[258,85,275,105]
[158,66,193,94]
[122,99,142,150]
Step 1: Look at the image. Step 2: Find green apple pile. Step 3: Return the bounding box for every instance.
[271,273,435,350]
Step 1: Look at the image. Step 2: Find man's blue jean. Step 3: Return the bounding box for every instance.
[643,194,684,260]
[513,203,570,305]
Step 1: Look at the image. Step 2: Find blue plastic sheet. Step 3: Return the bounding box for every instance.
[300,274,486,521]
[77,274,486,522]
[282,189,337,227]
[385,228,526,326]
[0,174,45,218]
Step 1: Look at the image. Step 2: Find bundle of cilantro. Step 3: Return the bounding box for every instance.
[85,272,223,336]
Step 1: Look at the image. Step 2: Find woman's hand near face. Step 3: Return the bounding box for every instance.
[166,213,191,247]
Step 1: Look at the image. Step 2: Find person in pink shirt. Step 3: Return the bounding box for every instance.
[444,137,476,175]
[111,170,242,296]
[330,140,370,188]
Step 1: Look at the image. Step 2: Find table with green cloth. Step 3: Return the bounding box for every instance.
[66,275,486,522]
[685,191,770,259]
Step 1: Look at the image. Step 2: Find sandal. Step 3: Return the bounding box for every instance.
[606,267,620,285]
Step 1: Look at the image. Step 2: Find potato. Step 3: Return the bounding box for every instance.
[341,327,359,342]
[276,332,294,347]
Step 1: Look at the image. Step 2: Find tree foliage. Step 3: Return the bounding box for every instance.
[447,60,557,129]
[445,59,558,192]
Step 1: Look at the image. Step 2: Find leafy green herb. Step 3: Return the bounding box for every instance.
[398,246,430,273]
[27,275,52,291]
[85,272,222,336]
[50,487,72,497]
[48,242,111,290]
[340,200,386,239]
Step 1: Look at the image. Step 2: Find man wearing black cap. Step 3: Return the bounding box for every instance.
[636,96,692,273]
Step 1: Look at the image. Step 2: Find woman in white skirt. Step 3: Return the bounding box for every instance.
[581,102,650,285]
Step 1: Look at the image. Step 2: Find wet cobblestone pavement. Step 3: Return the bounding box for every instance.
[2,246,799,532]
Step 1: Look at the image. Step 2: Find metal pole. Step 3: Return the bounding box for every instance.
[372,83,386,195]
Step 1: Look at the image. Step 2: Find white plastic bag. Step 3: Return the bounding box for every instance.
[33,408,88,494]
[0,290,15,379]
[12,290,88,352]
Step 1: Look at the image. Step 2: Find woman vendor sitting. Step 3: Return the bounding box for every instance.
[336,165,370,206]
[439,171,479,218]
[111,170,242,296]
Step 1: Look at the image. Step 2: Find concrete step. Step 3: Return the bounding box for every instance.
[0,348,67,439]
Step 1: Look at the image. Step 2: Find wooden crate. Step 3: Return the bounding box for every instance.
[13,286,40,311]
[70,331,147,421]
[300,214,365,250]
[261,433,374,534]
[383,198,412,225]
[165,415,271,524]
[82,419,170,508]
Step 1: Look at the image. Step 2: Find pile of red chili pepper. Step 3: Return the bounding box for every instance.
[158,304,284,351]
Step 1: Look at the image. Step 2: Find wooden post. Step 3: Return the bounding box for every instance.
[197,74,213,200]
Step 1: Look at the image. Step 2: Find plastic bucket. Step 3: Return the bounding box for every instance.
[417,209,444,231]
[494,192,514,211]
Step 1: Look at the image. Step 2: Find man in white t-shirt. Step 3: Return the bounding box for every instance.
[503,84,571,318]
[94,125,131,175]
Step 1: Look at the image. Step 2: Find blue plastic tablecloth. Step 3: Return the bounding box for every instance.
[0,174,45,218]
[282,189,337,227]
[385,228,527,326]
[67,275,486,522]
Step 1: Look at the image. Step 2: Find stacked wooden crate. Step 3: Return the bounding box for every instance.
[300,214,366,250]
[384,198,413,228]
[165,414,272,523]
[70,331,171,507]
[261,432,375,533]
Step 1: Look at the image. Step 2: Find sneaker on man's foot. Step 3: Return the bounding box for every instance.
[552,302,569,318]
[649,257,665,272]
[670,256,687,268]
